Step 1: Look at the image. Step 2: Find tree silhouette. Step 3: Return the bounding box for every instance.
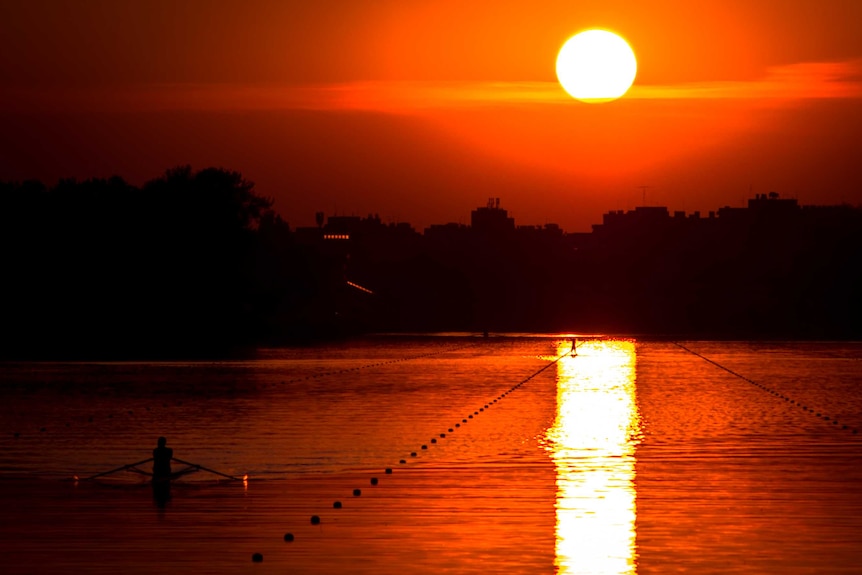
[0,166,328,358]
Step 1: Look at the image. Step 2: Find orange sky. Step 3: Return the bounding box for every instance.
[2,0,862,231]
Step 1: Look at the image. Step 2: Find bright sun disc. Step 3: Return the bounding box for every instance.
[557,30,637,103]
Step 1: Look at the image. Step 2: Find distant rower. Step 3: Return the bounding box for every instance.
[152,436,173,480]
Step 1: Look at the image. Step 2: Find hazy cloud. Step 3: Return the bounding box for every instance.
[3,60,861,114]
[631,60,862,100]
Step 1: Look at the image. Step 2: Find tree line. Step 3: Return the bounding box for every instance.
[0,167,343,358]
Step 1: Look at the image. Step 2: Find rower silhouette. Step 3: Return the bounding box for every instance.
[152,436,173,506]
[152,436,174,479]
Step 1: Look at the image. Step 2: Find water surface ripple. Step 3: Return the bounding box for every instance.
[1,337,860,574]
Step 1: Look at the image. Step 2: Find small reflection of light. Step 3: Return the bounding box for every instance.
[543,339,641,575]
[346,281,374,295]
[243,474,249,490]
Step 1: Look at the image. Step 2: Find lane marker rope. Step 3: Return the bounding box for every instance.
[674,342,858,435]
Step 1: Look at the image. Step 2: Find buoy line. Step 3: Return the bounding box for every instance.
[674,342,858,435]
[267,347,575,562]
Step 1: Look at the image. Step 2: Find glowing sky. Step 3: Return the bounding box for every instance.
[2,0,861,231]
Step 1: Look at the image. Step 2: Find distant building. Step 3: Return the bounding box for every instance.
[471,198,515,235]
[591,206,670,237]
[718,192,800,222]
[296,212,421,262]
[424,222,470,246]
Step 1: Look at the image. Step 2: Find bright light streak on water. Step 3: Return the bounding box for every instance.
[544,340,640,574]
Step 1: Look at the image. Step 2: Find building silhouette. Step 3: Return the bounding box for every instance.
[296,193,861,338]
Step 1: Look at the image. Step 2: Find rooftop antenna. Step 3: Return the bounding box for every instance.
[637,185,651,206]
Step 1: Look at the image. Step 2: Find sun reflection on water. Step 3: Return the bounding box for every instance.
[542,339,641,574]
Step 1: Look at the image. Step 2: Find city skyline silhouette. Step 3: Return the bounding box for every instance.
[2,167,859,359]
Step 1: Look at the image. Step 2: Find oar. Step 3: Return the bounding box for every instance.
[171,457,243,481]
[169,466,201,479]
[78,458,154,481]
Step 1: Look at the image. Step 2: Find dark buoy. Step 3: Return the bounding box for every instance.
[448,428,454,432]
[431,439,437,444]
[284,533,295,542]
[370,477,378,485]
[252,552,263,562]
[410,452,417,457]
[440,433,446,438]
[353,488,362,496]
[311,515,321,525]
[399,459,407,464]
[421,445,428,449]
[385,468,393,474]
[333,500,343,508]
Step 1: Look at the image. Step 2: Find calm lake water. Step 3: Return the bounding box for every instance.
[1,336,861,574]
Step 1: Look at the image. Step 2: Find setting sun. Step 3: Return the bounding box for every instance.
[556,30,637,103]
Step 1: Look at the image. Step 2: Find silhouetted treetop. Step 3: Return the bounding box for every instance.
[143,165,273,231]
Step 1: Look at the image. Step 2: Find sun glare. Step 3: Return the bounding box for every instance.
[557,30,637,103]
[544,339,641,574]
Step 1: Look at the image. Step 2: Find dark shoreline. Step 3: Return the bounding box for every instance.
[4,331,861,362]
